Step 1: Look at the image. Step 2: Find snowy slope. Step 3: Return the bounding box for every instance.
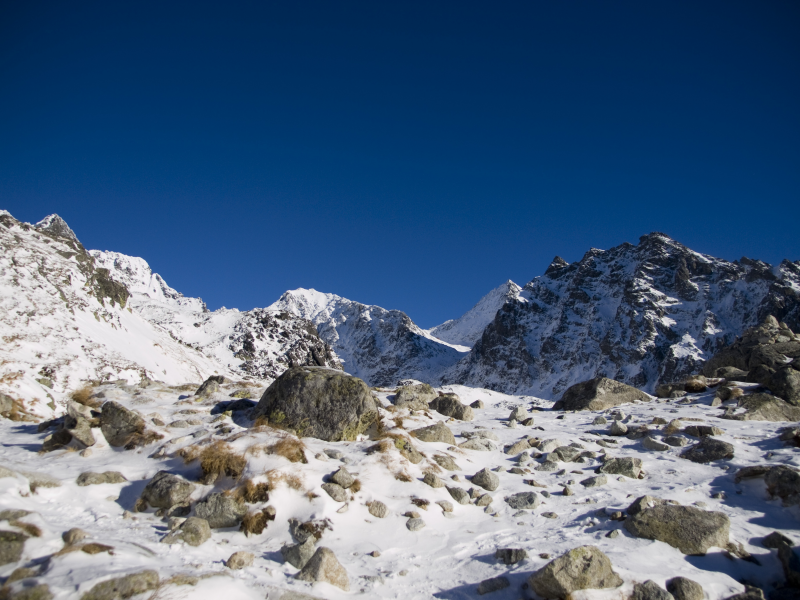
[430,280,522,347]
[442,233,800,398]
[269,289,468,386]
[0,211,234,416]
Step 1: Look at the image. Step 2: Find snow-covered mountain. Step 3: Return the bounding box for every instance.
[268,289,467,387]
[442,232,800,397]
[429,280,521,347]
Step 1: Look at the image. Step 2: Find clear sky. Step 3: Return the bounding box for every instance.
[1,1,798,328]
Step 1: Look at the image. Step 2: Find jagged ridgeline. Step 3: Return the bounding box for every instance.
[1,209,798,417]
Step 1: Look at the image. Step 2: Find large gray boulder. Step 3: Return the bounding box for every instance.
[0,530,27,565]
[139,471,196,510]
[680,438,734,463]
[252,367,377,441]
[598,457,643,478]
[295,547,349,591]
[81,570,159,600]
[393,384,437,410]
[528,546,623,598]
[666,577,704,600]
[429,394,474,421]
[722,393,800,422]
[196,375,226,397]
[633,581,674,600]
[195,493,247,528]
[471,468,500,492]
[768,366,800,406]
[624,505,730,555]
[410,421,456,444]
[99,401,145,447]
[161,517,211,546]
[505,492,541,510]
[553,378,652,411]
[281,536,317,569]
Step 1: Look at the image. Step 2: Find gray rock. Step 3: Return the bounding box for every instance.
[626,495,680,516]
[666,577,705,600]
[436,500,453,512]
[471,468,500,492]
[680,438,735,463]
[81,570,159,600]
[99,401,145,447]
[324,448,344,460]
[169,420,191,428]
[321,483,348,502]
[537,461,560,472]
[763,531,794,549]
[477,576,510,595]
[164,517,210,546]
[505,492,541,510]
[76,471,127,486]
[610,421,628,436]
[722,393,800,422]
[778,543,800,587]
[0,530,27,565]
[226,551,254,570]
[683,426,724,438]
[459,438,496,451]
[430,394,474,421]
[296,547,350,590]
[715,366,750,381]
[447,486,470,505]
[66,416,96,448]
[462,429,499,441]
[476,494,493,507]
[394,384,437,410]
[663,435,689,447]
[281,537,317,569]
[642,437,670,451]
[528,545,623,598]
[633,580,674,600]
[505,439,530,455]
[393,437,425,464]
[406,517,426,531]
[598,457,643,478]
[624,505,729,554]
[581,475,607,488]
[470,400,484,409]
[195,493,247,528]
[551,446,582,462]
[765,465,800,506]
[411,421,456,445]
[495,548,527,565]
[368,501,388,518]
[62,528,89,545]
[768,366,800,405]
[433,454,460,471]
[539,439,562,453]
[3,584,53,600]
[196,375,226,397]
[593,416,608,425]
[139,471,196,510]
[252,367,377,441]
[509,406,529,421]
[553,378,652,411]
[422,472,444,488]
[330,467,355,489]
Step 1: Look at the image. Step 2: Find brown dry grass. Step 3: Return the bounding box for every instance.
[70,385,102,409]
[269,437,307,464]
[410,497,430,510]
[394,471,412,483]
[264,469,303,491]
[231,478,270,503]
[199,441,247,481]
[239,507,275,536]
[392,416,405,429]
[9,520,41,537]
[350,478,362,494]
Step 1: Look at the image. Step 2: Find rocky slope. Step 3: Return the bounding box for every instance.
[442,232,800,397]
[268,288,466,387]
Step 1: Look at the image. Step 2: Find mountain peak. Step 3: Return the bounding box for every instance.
[35,214,79,244]
[544,256,570,275]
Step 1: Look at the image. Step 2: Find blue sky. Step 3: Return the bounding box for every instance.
[1,1,798,328]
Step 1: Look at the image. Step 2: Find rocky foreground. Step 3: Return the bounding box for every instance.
[1,319,800,600]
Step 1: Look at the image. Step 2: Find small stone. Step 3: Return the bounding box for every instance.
[476,494,493,507]
[295,546,350,591]
[537,461,560,472]
[368,501,388,519]
[330,467,355,489]
[606,530,619,538]
[505,492,541,510]
[562,486,574,496]
[436,500,454,513]
[712,491,726,500]
[406,518,425,531]
[528,546,623,597]
[369,550,381,557]
[581,475,607,488]
[79,449,92,458]
[226,551,254,570]
[76,471,128,486]
[324,449,344,460]
[477,576,510,595]
[633,580,674,600]
[403,511,420,519]
[666,577,704,600]
[664,435,689,447]
[609,421,628,436]
[433,454,460,471]
[593,416,607,425]
[422,472,444,488]
[542,512,558,519]
[470,400,484,409]
[281,537,316,569]
[446,486,470,505]
[642,436,671,452]
[471,468,500,491]
[322,483,348,502]
[495,548,527,565]
[62,528,88,545]
[763,531,794,549]
[161,517,211,547]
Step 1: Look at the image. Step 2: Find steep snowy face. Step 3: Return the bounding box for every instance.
[443,233,800,398]
[0,212,234,415]
[270,289,467,386]
[430,280,522,347]
[93,258,343,383]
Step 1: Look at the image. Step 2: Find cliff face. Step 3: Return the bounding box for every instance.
[441,233,800,397]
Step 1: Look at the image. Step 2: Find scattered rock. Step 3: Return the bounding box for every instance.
[459,438,496,451]
[642,437,670,451]
[321,483,348,502]
[765,465,800,506]
[447,487,470,505]
[436,500,453,513]
[683,425,724,437]
[282,537,317,569]
[505,439,530,455]
[139,471,196,510]
[553,378,652,411]
[581,475,607,488]
[470,400,485,409]
[495,548,527,565]
[195,493,247,528]
[0,530,27,565]
[598,457,643,478]
[477,576,510,595]
[81,570,159,600]
[609,421,628,436]
[633,580,675,600]
[663,435,689,447]
[161,517,211,546]
[680,438,734,463]
[394,384,437,410]
[433,454,460,471]
[505,492,541,510]
[368,501,388,518]
[593,416,608,425]
[226,551,254,570]
[528,545,623,598]
[62,528,89,545]
[99,401,145,447]
[666,577,704,600]
[406,518,425,531]
[763,531,794,549]
[422,473,445,488]
[624,505,730,555]
[411,421,456,445]
[196,375,226,397]
[76,472,127,486]
[429,394,474,421]
[471,468,500,492]
[329,467,355,489]
[626,496,679,516]
[252,367,377,441]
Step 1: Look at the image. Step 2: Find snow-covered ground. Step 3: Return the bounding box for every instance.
[1,380,797,599]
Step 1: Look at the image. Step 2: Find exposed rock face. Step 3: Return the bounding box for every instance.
[528,546,623,599]
[441,233,800,397]
[552,378,652,411]
[598,457,643,478]
[394,384,437,410]
[196,375,226,397]
[410,421,456,444]
[99,402,145,447]
[281,537,317,569]
[195,493,247,528]
[139,471,196,510]
[252,367,377,441]
[0,530,27,565]
[624,505,730,554]
[680,438,735,463]
[295,546,350,591]
[429,394,474,420]
[723,393,800,422]
[666,577,704,600]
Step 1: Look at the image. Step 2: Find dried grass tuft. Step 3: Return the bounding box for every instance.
[199,440,247,481]
[264,469,303,491]
[239,507,275,536]
[10,520,42,537]
[410,497,430,510]
[349,478,362,494]
[269,437,307,464]
[232,478,270,503]
[392,416,405,429]
[70,385,101,409]
[394,471,412,483]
